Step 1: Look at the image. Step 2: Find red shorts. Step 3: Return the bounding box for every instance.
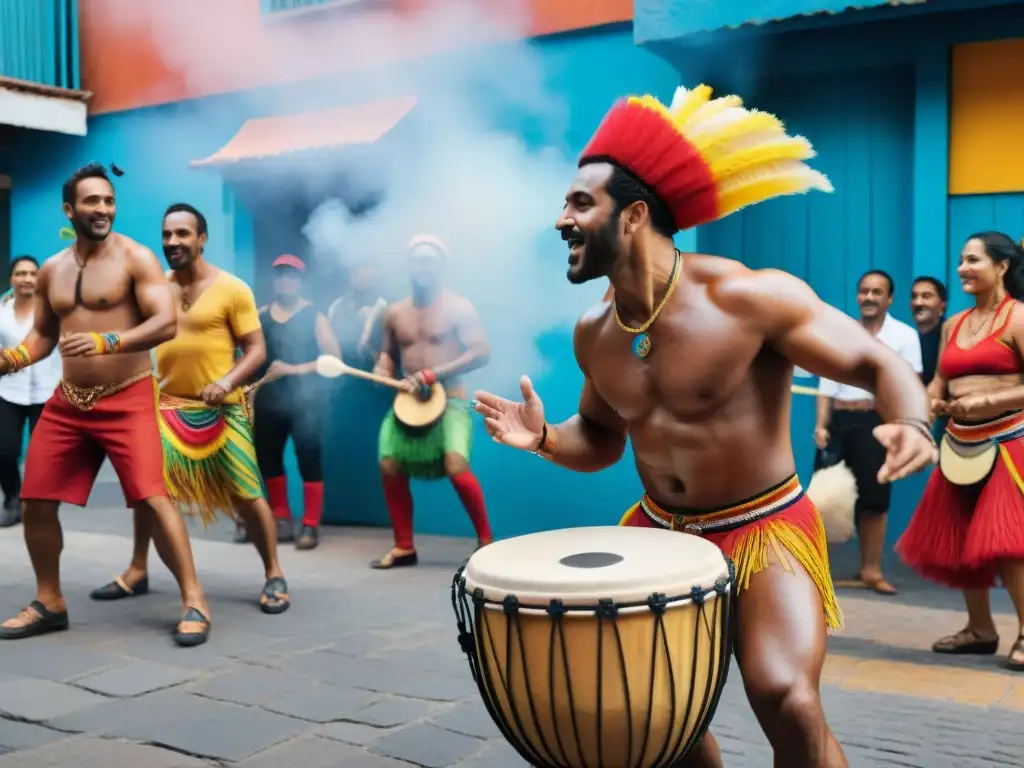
[21,376,166,507]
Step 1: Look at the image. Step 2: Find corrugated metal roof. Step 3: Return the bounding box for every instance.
[718,0,929,32]
[190,96,416,168]
[0,75,91,103]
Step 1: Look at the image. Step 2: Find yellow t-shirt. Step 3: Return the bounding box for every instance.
[156,272,261,404]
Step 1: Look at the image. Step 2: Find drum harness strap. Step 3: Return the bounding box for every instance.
[451,558,737,768]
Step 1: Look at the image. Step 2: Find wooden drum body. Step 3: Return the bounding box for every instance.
[393,383,447,435]
[451,526,736,768]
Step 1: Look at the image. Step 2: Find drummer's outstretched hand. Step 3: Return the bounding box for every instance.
[474,375,546,451]
[873,422,938,483]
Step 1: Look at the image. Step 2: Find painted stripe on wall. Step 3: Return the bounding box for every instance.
[949,39,1024,195]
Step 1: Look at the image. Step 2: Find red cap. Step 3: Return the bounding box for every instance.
[272,254,306,272]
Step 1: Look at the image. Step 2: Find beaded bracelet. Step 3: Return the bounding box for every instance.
[0,344,31,373]
[89,332,122,355]
[892,417,937,448]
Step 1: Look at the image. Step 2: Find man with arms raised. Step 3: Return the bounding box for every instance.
[0,163,212,647]
[475,88,936,766]
[90,203,289,615]
[371,234,493,569]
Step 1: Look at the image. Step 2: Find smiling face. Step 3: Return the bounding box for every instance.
[555,162,625,285]
[958,237,1007,297]
[910,279,946,330]
[64,177,115,242]
[162,211,206,271]
[857,273,893,321]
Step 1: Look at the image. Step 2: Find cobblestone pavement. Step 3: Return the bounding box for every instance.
[0,500,1022,767]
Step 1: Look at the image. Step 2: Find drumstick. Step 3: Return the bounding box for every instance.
[315,354,406,391]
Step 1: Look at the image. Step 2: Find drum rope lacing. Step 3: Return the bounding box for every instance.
[451,558,738,768]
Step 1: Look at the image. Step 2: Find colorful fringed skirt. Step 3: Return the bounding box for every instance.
[619,474,842,631]
[158,393,264,526]
[896,413,1024,590]
[378,398,472,480]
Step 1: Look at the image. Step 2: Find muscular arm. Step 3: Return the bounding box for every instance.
[373,308,397,377]
[223,330,266,389]
[432,300,490,380]
[715,268,929,424]
[540,321,629,472]
[14,261,60,363]
[116,247,177,353]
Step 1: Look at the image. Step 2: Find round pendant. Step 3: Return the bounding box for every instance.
[632,332,652,359]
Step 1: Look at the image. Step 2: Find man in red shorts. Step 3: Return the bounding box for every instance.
[0,163,212,647]
[474,87,937,766]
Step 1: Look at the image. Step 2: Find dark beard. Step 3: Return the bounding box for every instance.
[71,216,108,242]
[567,216,620,285]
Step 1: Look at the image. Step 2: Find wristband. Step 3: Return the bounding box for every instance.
[0,344,31,373]
[89,332,121,355]
[532,422,557,459]
[215,377,233,392]
[892,418,937,448]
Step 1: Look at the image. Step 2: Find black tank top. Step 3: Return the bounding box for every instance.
[258,303,323,405]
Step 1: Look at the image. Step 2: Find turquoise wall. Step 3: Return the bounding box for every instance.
[947,195,1024,315]
[0,26,686,538]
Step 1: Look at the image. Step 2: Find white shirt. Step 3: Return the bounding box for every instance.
[0,299,61,406]
[819,313,922,403]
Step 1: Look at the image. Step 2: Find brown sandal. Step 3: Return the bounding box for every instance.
[932,627,999,656]
[1008,635,1024,671]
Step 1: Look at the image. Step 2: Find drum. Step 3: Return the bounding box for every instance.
[392,383,447,435]
[451,526,736,768]
[939,433,997,486]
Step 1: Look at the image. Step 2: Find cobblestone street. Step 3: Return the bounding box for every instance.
[0,497,1022,768]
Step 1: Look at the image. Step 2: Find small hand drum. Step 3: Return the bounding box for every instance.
[452,526,736,768]
[939,434,998,486]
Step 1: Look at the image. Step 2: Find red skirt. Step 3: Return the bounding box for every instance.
[896,434,1024,590]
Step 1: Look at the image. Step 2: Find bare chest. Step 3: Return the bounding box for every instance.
[392,309,457,349]
[588,314,763,422]
[49,260,133,316]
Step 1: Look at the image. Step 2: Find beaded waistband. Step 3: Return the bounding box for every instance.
[639,475,804,535]
[60,370,152,411]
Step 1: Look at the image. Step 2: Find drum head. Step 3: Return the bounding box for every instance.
[939,437,998,486]
[463,526,729,608]
[393,384,447,428]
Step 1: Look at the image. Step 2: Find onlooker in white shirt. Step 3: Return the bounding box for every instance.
[814,269,922,595]
[0,257,61,527]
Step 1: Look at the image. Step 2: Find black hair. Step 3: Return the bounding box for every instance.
[965,231,1024,300]
[164,202,208,236]
[859,269,895,297]
[911,275,947,303]
[9,255,38,278]
[580,158,678,239]
[62,162,112,207]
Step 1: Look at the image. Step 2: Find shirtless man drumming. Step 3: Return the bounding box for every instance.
[370,235,493,569]
[474,87,937,766]
[0,163,212,647]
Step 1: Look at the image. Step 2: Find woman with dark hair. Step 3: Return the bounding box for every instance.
[0,256,61,527]
[897,231,1024,671]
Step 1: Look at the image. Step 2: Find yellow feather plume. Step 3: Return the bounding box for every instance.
[625,85,832,223]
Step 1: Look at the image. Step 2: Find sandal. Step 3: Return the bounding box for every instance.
[1008,635,1024,671]
[259,577,291,615]
[173,607,211,648]
[0,600,69,640]
[90,574,149,601]
[834,572,898,596]
[370,549,418,570]
[932,627,999,656]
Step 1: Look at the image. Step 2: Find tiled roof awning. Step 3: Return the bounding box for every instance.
[0,75,92,136]
[190,96,416,168]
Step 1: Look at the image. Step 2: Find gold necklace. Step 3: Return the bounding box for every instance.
[613,250,682,359]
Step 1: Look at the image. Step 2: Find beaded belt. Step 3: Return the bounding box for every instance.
[59,370,153,411]
[639,475,804,535]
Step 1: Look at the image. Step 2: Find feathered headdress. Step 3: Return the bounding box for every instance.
[579,84,833,231]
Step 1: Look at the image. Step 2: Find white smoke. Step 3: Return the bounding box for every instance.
[101,0,607,389]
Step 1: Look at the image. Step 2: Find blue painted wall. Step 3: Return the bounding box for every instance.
[0,26,683,538]
[947,195,1024,315]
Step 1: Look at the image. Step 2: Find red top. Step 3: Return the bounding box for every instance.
[938,297,1021,379]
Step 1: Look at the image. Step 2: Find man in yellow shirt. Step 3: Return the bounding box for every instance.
[90,203,289,615]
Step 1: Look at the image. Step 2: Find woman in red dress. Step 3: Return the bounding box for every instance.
[897,231,1024,671]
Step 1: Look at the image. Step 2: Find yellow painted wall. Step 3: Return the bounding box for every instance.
[950,39,1024,195]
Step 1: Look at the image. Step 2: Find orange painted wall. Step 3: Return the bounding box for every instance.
[79,0,633,115]
[949,38,1024,195]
